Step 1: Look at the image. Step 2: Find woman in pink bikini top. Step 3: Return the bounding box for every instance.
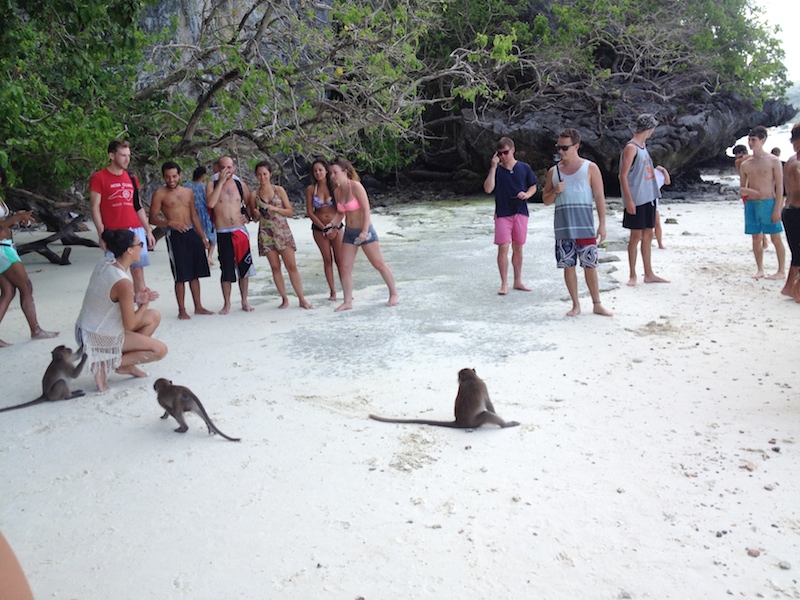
[326,157,398,312]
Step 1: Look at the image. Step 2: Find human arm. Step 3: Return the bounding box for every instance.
[188,192,209,248]
[773,158,784,220]
[655,165,671,186]
[269,186,294,217]
[589,162,607,242]
[483,153,500,193]
[89,190,107,251]
[541,167,561,205]
[136,207,156,250]
[618,144,637,215]
[241,181,253,225]
[353,181,371,243]
[111,278,159,331]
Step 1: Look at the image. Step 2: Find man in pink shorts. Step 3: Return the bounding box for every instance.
[483,137,538,295]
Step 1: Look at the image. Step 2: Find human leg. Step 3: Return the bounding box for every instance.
[174,281,189,319]
[0,274,14,347]
[130,265,145,295]
[117,329,168,377]
[563,266,580,316]
[584,268,612,316]
[239,277,253,312]
[655,210,665,248]
[641,229,669,283]
[335,243,358,312]
[361,242,399,306]
[266,250,289,308]
[1,262,58,339]
[189,279,213,315]
[626,230,642,286]
[511,243,530,291]
[280,248,313,309]
[496,243,510,294]
[313,230,337,300]
[751,234,765,279]
[766,233,786,280]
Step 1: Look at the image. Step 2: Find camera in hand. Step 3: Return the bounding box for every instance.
[258,206,269,217]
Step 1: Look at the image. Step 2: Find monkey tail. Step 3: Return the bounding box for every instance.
[194,399,241,442]
[0,396,47,413]
[368,414,463,428]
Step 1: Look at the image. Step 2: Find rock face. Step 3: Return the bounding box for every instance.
[423,94,796,195]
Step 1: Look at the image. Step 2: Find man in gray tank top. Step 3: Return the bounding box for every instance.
[618,114,670,286]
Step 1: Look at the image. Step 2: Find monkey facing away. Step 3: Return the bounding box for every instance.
[153,378,241,442]
[0,345,87,413]
[369,368,520,429]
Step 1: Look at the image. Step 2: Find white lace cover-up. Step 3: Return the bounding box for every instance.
[75,259,129,375]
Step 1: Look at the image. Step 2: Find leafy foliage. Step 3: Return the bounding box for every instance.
[0,0,148,188]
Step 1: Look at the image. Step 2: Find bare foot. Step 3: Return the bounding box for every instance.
[95,373,109,392]
[752,270,765,279]
[643,274,670,283]
[328,292,337,301]
[566,306,580,317]
[781,287,792,296]
[658,244,666,249]
[220,304,231,315]
[178,309,191,320]
[0,339,11,348]
[593,303,613,317]
[387,293,399,307]
[116,365,148,378]
[765,271,785,281]
[334,302,353,312]
[242,302,255,312]
[278,298,289,309]
[513,283,532,292]
[299,300,314,309]
[626,276,637,287]
[32,327,59,340]
[195,307,215,315]
[498,283,508,295]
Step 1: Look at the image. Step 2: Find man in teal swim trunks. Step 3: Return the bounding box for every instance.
[739,126,786,280]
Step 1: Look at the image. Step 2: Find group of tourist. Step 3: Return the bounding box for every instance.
[5,143,397,390]
[485,114,670,318]
[3,114,799,389]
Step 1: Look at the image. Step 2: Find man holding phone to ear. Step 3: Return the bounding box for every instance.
[483,137,538,295]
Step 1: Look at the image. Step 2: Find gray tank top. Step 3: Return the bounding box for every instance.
[622,142,660,207]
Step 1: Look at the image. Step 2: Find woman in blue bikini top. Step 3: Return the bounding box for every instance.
[304,158,343,301]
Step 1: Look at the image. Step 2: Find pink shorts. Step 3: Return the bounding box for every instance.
[494,214,528,245]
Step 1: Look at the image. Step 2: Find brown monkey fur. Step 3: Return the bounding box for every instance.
[369,368,520,429]
[153,378,240,442]
[0,345,87,413]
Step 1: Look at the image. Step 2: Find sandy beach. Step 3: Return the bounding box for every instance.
[1,192,799,599]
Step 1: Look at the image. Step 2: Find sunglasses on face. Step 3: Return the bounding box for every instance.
[130,241,144,249]
[497,149,511,156]
[555,144,575,152]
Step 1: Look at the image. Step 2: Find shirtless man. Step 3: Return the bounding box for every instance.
[733,144,768,251]
[781,123,800,301]
[206,156,255,314]
[542,128,612,317]
[149,162,214,319]
[739,126,786,280]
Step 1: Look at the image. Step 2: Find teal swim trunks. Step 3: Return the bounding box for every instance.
[0,241,22,276]
[744,198,783,235]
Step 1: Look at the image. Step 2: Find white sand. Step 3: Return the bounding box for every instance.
[1,196,799,599]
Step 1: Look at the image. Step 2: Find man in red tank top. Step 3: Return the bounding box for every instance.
[90,140,156,293]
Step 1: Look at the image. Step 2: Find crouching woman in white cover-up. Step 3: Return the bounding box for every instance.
[76,229,168,391]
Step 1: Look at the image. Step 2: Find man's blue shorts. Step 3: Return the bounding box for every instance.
[745,198,783,235]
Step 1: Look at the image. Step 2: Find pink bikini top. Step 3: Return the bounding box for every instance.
[336,181,360,212]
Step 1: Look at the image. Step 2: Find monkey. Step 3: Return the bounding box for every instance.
[153,378,241,442]
[369,368,520,429]
[0,345,87,413]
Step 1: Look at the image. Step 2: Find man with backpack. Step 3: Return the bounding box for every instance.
[89,139,156,294]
